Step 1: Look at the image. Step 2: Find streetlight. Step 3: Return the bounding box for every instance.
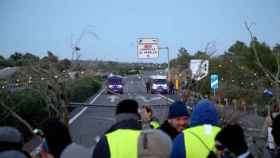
[159,47,170,78]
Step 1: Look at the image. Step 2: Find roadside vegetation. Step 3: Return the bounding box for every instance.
[0,52,102,140]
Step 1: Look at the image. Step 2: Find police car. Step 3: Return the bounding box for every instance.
[107,74,124,94]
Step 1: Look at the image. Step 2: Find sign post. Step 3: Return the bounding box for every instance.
[210,74,218,96]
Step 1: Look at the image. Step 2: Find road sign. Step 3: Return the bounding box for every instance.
[137,38,159,59]
[211,74,218,89]
[264,89,273,97]
[190,59,209,81]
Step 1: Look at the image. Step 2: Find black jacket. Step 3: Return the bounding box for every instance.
[159,120,180,140]
[92,118,142,158]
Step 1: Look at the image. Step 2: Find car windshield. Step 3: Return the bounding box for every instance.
[108,78,122,85]
[153,79,166,84]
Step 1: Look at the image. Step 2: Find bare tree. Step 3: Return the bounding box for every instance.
[71,25,99,62]
[245,21,280,108]
[0,95,34,135]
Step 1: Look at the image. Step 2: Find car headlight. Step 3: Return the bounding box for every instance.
[152,85,157,89]
[162,85,168,89]
[108,85,114,88]
[117,85,123,88]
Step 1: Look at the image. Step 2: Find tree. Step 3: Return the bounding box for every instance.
[47,51,59,63]
[245,22,280,107]
[57,59,72,72]
[0,55,10,68]
[9,52,24,66]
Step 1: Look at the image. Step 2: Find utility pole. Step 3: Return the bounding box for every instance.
[159,47,170,79]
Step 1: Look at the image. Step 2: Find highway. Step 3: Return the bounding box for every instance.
[69,72,178,148]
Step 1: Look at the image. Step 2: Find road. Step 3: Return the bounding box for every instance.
[69,72,178,148]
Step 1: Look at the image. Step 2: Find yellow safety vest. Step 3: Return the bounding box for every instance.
[183,125,221,158]
[106,129,141,158]
[150,121,160,129]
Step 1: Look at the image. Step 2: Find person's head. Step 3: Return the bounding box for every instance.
[167,101,189,132]
[42,119,72,158]
[0,126,23,152]
[0,126,30,158]
[116,99,140,121]
[190,99,219,127]
[272,114,280,146]
[143,105,153,120]
[138,129,172,158]
[215,124,248,156]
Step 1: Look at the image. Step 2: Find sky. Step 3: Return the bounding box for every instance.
[0,0,279,63]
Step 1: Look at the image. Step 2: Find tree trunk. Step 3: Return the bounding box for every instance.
[0,103,35,136]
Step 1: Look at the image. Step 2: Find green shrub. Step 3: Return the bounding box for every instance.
[66,76,101,102]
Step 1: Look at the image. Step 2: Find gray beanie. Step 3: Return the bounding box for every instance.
[0,150,29,158]
[0,126,22,144]
[138,129,172,158]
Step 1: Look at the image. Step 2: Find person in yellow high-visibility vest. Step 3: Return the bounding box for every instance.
[92,99,142,158]
[171,100,221,158]
[141,105,160,129]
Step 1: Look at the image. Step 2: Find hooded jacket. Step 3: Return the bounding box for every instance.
[171,100,220,158]
[92,113,142,158]
[0,126,31,158]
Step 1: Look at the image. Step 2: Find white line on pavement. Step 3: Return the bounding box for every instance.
[159,94,175,103]
[89,88,105,104]
[69,88,105,124]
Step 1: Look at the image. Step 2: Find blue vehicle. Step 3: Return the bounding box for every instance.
[107,75,124,94]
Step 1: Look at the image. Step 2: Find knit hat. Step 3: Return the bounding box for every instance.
[0,126,22,144]
[116,99,139,115]
[168,101,189,119]
[138,129,172,158]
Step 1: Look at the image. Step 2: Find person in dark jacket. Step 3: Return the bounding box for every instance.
[272,114,280,158]
[41,119,91,158]
[265,114,280,158]
[0,126,31,158]
[215,124,254,158]
[171,99,220,158]
[92,99,142,158]
[159,101,189,140]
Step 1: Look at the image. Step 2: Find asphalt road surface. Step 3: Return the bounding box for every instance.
[69,72,178,148]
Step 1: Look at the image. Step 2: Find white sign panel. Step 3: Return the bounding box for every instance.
[190,59,209,81]
[137,38,159,59]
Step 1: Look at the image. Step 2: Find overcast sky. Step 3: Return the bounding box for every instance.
[0,0,279,62]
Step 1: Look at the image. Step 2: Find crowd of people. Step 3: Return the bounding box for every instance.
[1,98,280,158]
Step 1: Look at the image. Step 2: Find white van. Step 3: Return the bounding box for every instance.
[149,75,168,94]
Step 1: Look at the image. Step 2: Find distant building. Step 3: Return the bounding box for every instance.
[0,67,17,79]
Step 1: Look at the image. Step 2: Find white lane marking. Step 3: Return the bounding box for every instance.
[69,107,88,124]
[136,96,162,102]
[107,95,120,103]
[158,94,175,103]
[89,88,106,104]
[69,88,105,124]
[159,94,193,110]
